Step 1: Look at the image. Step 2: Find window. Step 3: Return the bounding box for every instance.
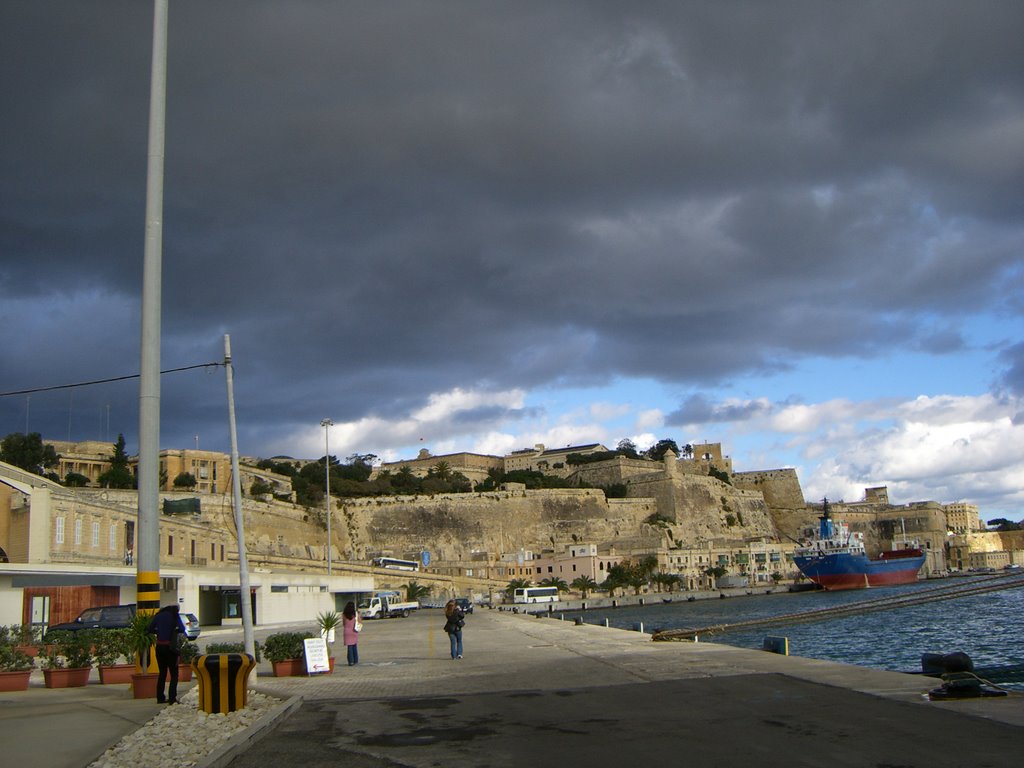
[55,517,65,544]
[74,518,82,546]
[92,521,100,547]
[211,543,216,560]
[220,544,225,561]
[109,523,117,551]
[168,535,174,555]
[271,585,288,593]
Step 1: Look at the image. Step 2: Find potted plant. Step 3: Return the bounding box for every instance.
[13,623,42,658]
[178,640,199,682]
[316,610,340,644]
[0,625,35,692]
[263,631,312,677]
[125,613,157,699]
[95,629,134,684]
[41,629,93,688]
[205,641,261,661]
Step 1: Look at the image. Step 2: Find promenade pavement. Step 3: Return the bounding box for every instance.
[3,608,1022,768]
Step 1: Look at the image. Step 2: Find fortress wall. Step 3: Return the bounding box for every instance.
[733,468,805,511]
[621,473,778,544]
[570,457,667,486]
[338,489,655,564]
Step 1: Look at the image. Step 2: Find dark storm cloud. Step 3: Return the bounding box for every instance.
[2,1,1022,454]
[665,394,772,426]
[999,342,1024,397]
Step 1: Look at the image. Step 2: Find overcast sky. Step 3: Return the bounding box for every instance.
[2,2,1022,520]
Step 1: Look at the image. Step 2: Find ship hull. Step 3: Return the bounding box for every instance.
[793,551,926,591]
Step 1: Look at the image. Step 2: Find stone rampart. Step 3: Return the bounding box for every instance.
[338,489,657,564]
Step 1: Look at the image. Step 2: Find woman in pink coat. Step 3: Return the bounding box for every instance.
[342,601,360,665]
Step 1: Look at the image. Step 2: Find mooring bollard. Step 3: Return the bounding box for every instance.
[193,653,257,714]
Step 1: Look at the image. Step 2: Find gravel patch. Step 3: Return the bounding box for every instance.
[87,689,286,768]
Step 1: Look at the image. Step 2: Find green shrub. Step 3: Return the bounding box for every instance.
[262,632,312,663]
[0,625,35,671]
[205,640,262,663]
[42,630,93,669]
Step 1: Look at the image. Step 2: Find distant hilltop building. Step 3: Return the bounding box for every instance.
[371,443,611,484]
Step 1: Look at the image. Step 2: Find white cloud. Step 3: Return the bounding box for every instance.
[412,387,526,422]
[795,393,1024,516]
[635,408,664,431]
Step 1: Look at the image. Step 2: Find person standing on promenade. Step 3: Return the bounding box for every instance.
[147,604,187,704]
[342,601,361,665]
[444,599,465,659]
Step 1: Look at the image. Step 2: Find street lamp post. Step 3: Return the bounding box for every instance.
[321,418,334,576]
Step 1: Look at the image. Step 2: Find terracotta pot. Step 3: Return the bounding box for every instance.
[98,664,135,684]
[0,670,32,692]
[178,663,193,682]
[328,657,335,673]
[43,667,91,688]
[14,645,39,658]
[271,658,305,677]
[130,672,159,699]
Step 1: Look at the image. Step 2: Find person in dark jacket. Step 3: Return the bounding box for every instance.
[443,600,465,659]
[148,604,188,704]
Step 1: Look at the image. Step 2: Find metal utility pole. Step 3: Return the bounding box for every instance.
[136,0,168,620]
[321,418,333,576]
[224,335,255,657]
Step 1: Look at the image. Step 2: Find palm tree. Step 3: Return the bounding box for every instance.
[430,460,452,482]
[403,581,432,601]
[539,577,568,592]
[504,578,532,600]
[570,575,598,598]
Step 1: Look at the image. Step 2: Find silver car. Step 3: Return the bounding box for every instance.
[182,612,201,640]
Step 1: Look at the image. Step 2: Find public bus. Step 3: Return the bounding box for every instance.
[371,557,420,572]
[512,586,560,604]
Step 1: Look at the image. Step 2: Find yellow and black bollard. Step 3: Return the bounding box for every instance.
[193,653,256,714]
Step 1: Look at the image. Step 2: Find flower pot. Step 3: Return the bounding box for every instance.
[178,663,193,682]
[130,672,159,699]
[98,664,135,684]
[43,667,91,688]
[271,658,305,677]
[15,645,40,658]
[0,670,32,692]
[328,657,335,673]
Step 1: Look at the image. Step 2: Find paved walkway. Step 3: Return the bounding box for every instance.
[2,609,1021,768]
[237,609,1023,768]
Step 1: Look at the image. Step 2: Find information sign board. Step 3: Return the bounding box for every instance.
[303,637,331,675]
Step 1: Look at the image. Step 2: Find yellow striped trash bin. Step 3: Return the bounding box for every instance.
[193,654,256,714]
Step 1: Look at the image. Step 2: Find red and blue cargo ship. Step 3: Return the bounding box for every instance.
[793,500,926,591]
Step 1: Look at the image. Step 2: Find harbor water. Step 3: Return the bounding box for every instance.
[574,577,1024,690]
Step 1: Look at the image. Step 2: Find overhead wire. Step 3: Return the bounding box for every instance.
[0,362,225,398]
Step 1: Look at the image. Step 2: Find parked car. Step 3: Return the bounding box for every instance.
[44,604,136,639]
[182,612,201,640]
[454,598,474,615]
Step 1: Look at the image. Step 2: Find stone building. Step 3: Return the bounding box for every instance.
[944,501,983,534]
[0,459,370,629]
[372,448,503,486]
[503,443,609,476]
[503,543,625,585]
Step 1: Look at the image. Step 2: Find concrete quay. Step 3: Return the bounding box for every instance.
[2,608,1021,768]
[237,609,1022,768]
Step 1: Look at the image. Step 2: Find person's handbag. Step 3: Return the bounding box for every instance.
[354,619,363,633]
